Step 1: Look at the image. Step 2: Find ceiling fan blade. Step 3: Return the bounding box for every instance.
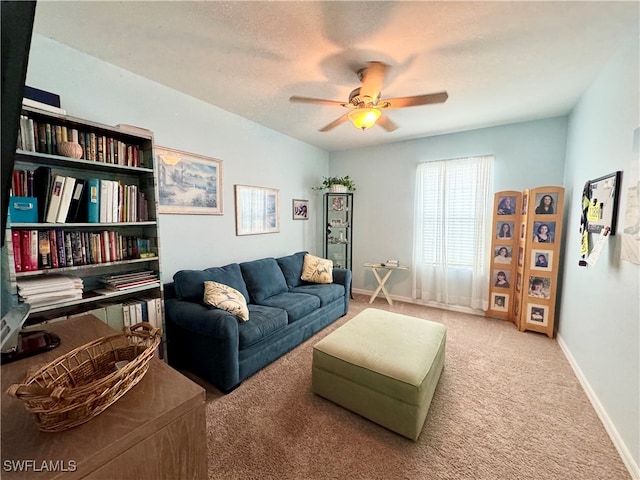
[359,61,389,101]
[376,113,398,132]
[383,91,448,109]
[289,96,346,107]
[319,113,349,132]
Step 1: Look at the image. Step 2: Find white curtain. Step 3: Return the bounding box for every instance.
[412,155,494,311]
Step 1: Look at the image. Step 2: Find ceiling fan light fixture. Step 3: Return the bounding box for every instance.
[348,108,381,130]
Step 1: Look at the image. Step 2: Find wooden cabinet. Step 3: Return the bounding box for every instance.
[487,187,564,338]
[323,192,353,270]
[6,106,163,337]
[1,314,207,480]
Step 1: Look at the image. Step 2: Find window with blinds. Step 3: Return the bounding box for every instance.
[417,156,493,268]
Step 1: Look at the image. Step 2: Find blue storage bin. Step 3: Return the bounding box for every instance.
[9,196,38,223]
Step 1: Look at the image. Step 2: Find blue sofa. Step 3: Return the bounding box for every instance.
[164,251,352,392]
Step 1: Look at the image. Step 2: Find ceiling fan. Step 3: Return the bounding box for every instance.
[289,61,448,132]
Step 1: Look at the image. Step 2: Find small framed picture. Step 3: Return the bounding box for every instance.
[494,246,512,264]
[493,269,511,288]
[534,192,558,215]
[496,221,514,239]
[514,296,521,317]
[528,276,551,299]
[521,193,528,215]
[516,272,522,292]
[527,303,549,327]
[518,247,524,267]
[332,197,345,211]
[491,292,509,312]
[292,199,309,220]
[532,221,556,244]
[531,249,553,271]
[520,222,526,239]
[497,195,516,215]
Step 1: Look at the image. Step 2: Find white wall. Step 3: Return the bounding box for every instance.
[26,35,330,280]
[559,33,639,474]
[329,117,568,298]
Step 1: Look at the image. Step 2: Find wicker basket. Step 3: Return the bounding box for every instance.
[7,322,161,433]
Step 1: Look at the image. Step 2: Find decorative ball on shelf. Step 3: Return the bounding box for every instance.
[57,141,83,159]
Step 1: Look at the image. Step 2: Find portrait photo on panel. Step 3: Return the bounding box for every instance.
[496,221,514,239]
[491,292,509,312]
[528,276,551,299]
[493,269,511,288]
[494,246,512,264]
[532,221,556,243]
[497,195,516,215]
[531,249,553,271]
[534,192,558,215]
[527,303,549,326]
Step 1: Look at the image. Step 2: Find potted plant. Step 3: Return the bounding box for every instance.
[314,176,356,193]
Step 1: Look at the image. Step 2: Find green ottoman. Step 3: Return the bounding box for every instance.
[312,308,446,441]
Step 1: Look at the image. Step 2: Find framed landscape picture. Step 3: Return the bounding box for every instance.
[235,185,280,235]
[156,146,223,215]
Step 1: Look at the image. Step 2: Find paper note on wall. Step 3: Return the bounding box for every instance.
[587,202,602,223]
[586,227,611,266]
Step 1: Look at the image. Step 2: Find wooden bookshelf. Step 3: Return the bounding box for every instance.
[6,105,164,345]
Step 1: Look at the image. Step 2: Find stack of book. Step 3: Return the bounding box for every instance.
[11,167,149,225]
[11,229,155,272]
[17,275,83,307]
[17,113,144,167]
[98,271,159,292]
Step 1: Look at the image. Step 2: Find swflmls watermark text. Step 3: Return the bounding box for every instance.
[3,459,77,473]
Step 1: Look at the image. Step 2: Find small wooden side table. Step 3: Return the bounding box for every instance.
[1,314,207,480]
[364,263,410,305]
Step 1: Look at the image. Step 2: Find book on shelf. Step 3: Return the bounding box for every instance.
[87,178,100,223]
[38,230,52,269]
[33,166,52,222]
[45,175,66,223]
[99,179,109,223]
[55,176,76,223]
[55,229,66,267]
[99,270,158,291]
[11,230,22,273]
[22,97,66,115]
[66,178,87,223]
[18,111,145,165]
[49,229,59,269]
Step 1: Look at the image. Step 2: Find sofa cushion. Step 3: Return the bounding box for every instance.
[259,292,320,323]
[238,304,288,349]
[291,283,345,306]
[240,257,288,303]
[203,281,249,321]
[276,251,308,289]
[301,254,333,284]
[173,263,249,303]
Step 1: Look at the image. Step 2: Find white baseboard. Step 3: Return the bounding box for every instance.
[351,288,485,316]
[557,334,639,480]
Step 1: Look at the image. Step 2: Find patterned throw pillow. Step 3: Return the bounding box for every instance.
[301,254,333,284]
[203,281,249,321]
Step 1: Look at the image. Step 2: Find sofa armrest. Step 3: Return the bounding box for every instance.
[332,268,352,315]
[165,298,239,339]
[332,268,351,288]
[164,298,241,392]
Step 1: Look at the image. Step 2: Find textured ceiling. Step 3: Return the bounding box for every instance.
[32,1,639,152]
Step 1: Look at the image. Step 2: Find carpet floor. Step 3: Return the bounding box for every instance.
[193,295,629,480]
